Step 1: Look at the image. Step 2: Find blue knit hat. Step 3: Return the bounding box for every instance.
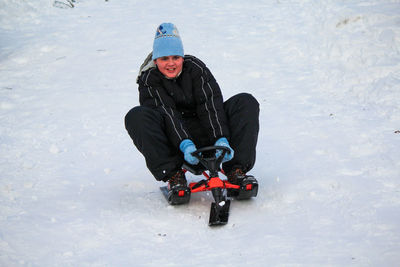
[152,23,184,60]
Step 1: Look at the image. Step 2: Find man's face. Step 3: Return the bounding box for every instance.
[154,55,184,78]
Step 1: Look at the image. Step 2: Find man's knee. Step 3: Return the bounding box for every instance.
[125,106,142,127]
[225,93,259,114]
[235,93,259,108]
[125,106,161,130]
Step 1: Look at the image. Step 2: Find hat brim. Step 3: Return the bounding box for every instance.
[152,36,184,60]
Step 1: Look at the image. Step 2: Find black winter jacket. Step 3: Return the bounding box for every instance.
[137,55,230,148]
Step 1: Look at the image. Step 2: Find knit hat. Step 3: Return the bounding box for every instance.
[152,23,184,60]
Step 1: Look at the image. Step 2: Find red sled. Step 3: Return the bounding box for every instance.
[160,146,258,226]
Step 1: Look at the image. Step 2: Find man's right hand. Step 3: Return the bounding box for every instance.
[179,139,199,165]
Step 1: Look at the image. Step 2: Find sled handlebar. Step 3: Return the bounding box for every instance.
[191,146,230,176]
[191,145,230,159]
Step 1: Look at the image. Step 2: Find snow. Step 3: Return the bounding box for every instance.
[1,0,400,266]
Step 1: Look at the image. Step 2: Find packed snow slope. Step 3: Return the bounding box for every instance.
[1,0,400,266]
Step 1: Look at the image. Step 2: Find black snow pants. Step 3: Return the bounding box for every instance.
[124,93,259,181]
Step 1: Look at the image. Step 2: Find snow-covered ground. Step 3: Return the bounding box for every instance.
[1,0,400,266]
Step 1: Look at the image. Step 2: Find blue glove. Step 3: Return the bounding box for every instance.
[214,137,234,162]
[179,139,199,165]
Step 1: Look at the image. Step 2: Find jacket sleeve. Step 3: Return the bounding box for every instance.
[138,68,191,148]
[186,56,230,141]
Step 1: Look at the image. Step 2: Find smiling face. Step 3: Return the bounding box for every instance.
[154,55,184,78]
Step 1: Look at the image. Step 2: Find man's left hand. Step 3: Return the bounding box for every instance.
[214,137,234,162]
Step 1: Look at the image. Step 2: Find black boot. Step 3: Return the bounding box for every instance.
[226,168,246,185]
[166,170,190,205]
[226,168,258,200]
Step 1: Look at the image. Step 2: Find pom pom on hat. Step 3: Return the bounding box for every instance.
[152,23,184,60]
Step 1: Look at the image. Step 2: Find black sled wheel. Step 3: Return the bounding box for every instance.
[227,176,259,200]
[160,186,191,205]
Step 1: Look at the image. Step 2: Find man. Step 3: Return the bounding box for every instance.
[125,23,259,201]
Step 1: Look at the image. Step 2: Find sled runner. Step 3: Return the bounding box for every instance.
[160,146,258,226]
